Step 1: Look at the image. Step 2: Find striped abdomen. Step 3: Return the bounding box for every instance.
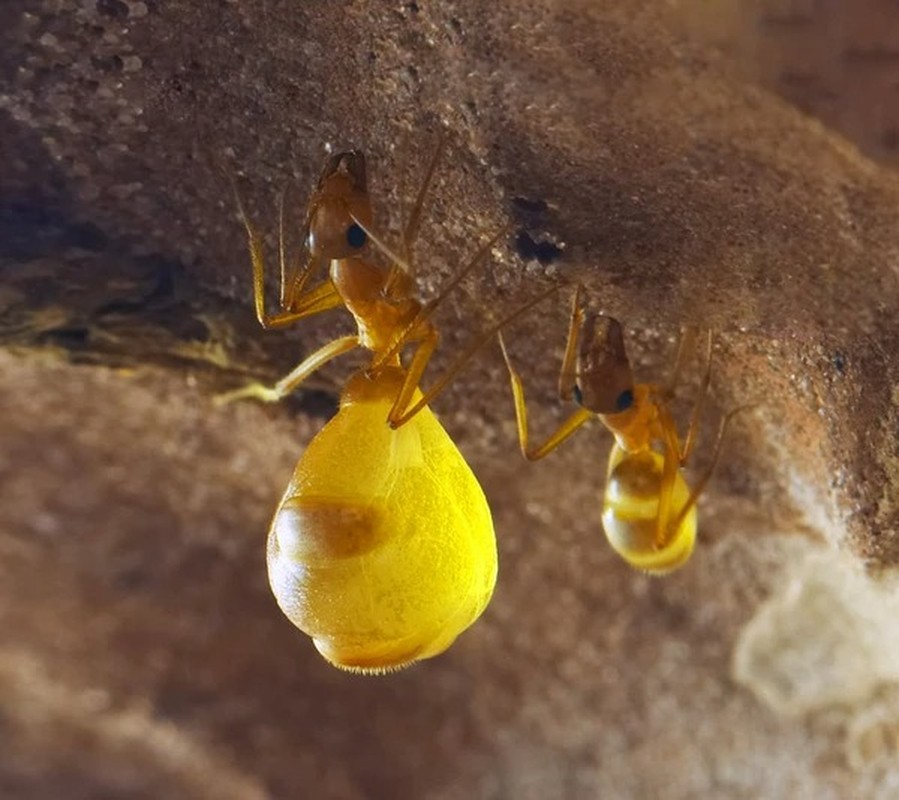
[601,446,696,574]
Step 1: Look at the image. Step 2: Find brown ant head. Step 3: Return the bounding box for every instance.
[306,151,375,260]
[572,314,635,415]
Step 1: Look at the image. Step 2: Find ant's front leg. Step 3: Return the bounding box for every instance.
[231,177,343,330]
[497,331,593,460]
[495,285,591,460]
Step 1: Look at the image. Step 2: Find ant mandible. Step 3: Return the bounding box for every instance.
[498,286,740,574]
[219,143,556,671]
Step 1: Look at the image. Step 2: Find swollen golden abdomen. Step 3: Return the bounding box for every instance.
[267,377,497,673]
[601,447,696,574]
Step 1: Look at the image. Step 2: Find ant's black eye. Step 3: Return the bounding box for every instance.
[346,223,367,248]
[615,389,634,412]
[572,385,584,406]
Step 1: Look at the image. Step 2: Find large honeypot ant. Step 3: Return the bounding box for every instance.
[220,144,556,671]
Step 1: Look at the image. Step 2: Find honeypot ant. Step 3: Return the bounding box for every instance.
[219,144,558,671]
[498,286,742,574]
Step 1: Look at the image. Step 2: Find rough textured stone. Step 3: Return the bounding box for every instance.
[2,1,898,797]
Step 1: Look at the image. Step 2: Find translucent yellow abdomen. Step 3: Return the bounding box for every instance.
[267,369,497,673]
[601,446,696,575]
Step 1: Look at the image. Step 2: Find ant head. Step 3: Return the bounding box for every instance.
[306,151,375,260]
[572,313,636,415]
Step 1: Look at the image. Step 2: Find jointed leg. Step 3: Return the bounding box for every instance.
[670,405,749,533]
[499,331,592,460]
[557,285,586,402]
[653,413,684,549]
[402,135,446,265]
[381,134,447,298]
[278,183,326,310]
[386,327,439,427]
[278,183,291,308]
[349,219,412,285]
[386,284,563,429]
[215,335,359,405]
[661,324,701,400]
[229,175,342,329]
[284,279,345,319]
[368,227,508,374]
[679,330,713,465]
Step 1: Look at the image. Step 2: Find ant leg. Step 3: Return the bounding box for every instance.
[498,330,593,460]
[278,183,329,311]
[382,134,447,299]
[660,324,701,400]
[229,174,342,329]
[679,330,713,466]
[402,135,447,265]
[393,129,413,252]
[386,284,563,428]
[215,335,358,405]
[277,183,293,308]
[653,411,684,550]
[367,227,508,374]
[283,279,344,320]
[557,285,586,402]
[350,218,413,282]
[669,405,748,534]
[386,325,440,426]
[491,285,590,459]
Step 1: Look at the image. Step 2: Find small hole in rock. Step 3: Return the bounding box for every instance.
[515,230,563,266]
[96,0,129,18]
[512,197,549,214]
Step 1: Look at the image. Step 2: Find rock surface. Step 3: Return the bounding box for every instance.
[2,1,898,798]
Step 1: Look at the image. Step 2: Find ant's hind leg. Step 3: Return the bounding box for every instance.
[215,335,358,405]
